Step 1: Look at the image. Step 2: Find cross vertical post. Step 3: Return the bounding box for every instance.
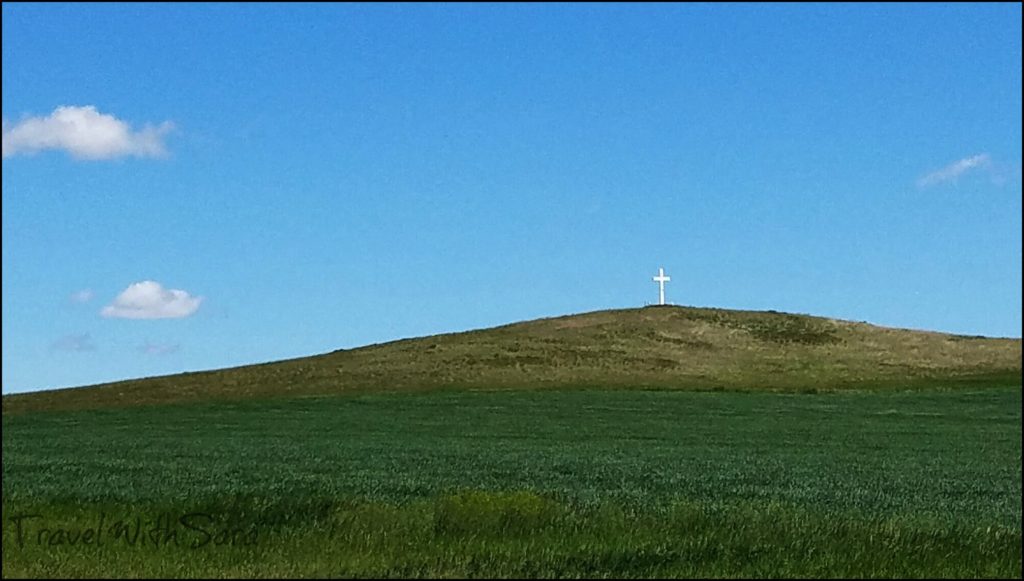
[652,267,671,306]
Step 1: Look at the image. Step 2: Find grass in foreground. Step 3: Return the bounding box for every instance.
[3,387,1021,577]
[4,493,1021,578]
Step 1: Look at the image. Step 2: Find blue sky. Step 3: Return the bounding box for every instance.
[2,3,1021,394]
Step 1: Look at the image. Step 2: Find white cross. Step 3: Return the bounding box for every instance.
[652,267,671,306]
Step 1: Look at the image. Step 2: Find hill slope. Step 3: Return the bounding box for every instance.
[3,306,1021,413]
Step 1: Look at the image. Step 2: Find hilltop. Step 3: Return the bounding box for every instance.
[3,306,1020,413]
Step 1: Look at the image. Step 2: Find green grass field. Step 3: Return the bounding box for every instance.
[4,387,1021,577]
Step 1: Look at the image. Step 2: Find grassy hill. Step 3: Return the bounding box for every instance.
[4,305,1021,577]
[3,305,1020,413]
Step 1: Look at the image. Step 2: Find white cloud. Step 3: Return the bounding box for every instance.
[50,333,96,352]
[916,153,992,188]
[69,289,95,304]
[101,280,202,320]
[139,341,181,356]
[2,105,173,160]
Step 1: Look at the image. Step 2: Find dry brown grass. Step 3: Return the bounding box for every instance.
[3,306,1020,413]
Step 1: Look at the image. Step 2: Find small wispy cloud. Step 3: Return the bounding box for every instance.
[69,289,95,304]
[916,153,992,188]
[101,280,202,320]
[139,341,181,356]
[2,105,173,160]
[50,333,96,353]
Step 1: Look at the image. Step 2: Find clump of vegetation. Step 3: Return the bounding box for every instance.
[433,490,563,536]
[675,308,839,345]
[743,314,839,345]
